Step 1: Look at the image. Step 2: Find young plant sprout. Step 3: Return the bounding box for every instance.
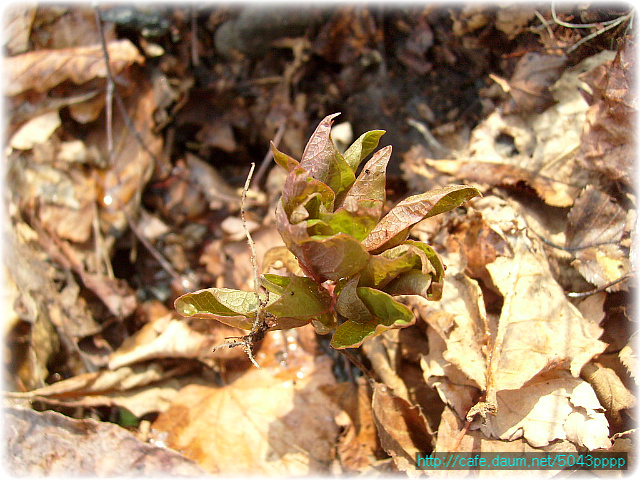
[175,113,480,366]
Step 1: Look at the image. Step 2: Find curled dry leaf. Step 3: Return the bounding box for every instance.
[5,38,144,96]
[5,407,205,476]
[5,363,194,418]
[371,382,433,475]
[581,362,636,426]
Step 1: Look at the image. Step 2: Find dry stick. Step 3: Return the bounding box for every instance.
[212,163,266,369]
[242,163,265,320]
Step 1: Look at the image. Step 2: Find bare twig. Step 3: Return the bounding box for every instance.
[213,163,270,368]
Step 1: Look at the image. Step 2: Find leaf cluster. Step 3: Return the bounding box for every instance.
[175,114,480,349]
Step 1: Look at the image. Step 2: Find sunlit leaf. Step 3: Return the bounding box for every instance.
[331,288,414,349]
[362,185,481,252]
[299,114,355,195]
[343,130,386,172]
[359,245,418,289]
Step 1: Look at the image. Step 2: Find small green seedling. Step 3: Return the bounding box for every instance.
[175,113,480,364]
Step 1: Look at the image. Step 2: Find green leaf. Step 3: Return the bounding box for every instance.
[298,233,370,282]
[270,141,299,172]
[319,206,379,241]
[330,288,414,349]
[174,288,273,330]
[383,269,433,298]
[359,244,419,288]
[361,185,481,252]
[264,275,332,323]
[335,275,374,323]
[343,129,386,171]
[259,275,337,334]
[299,114,355,195]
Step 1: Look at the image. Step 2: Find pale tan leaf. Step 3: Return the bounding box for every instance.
[581,362,636,422]
[5,39,144,96]
[619,332,637,383]
[435,406,579,477]
[416,273,489,391]
[485,235,606,395]
[10,111,61,150]
[150,356,338,475]
[478,372,610,449]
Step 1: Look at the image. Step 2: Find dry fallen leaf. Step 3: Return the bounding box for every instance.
[9,111,61,150]
[320,378,380,473]
[566,186,630,290]
[6,363,194,417]
[150,355,339,475]
[577,45,635,187]
[420,199,608,450]
[5,406,205,476]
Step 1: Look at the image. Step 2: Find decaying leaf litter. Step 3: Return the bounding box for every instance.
[3,4,635,476]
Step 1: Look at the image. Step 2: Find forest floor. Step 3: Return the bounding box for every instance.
[4,3,636,476]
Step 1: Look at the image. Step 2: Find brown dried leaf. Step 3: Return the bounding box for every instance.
[5,407,205,476]
[371,382,433,474]
[6,363,194,417]
[566,186,630,290]
[320,378,380,473]
[5,39,144,96]
[151,356,339,475]
[566,185,627,248]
